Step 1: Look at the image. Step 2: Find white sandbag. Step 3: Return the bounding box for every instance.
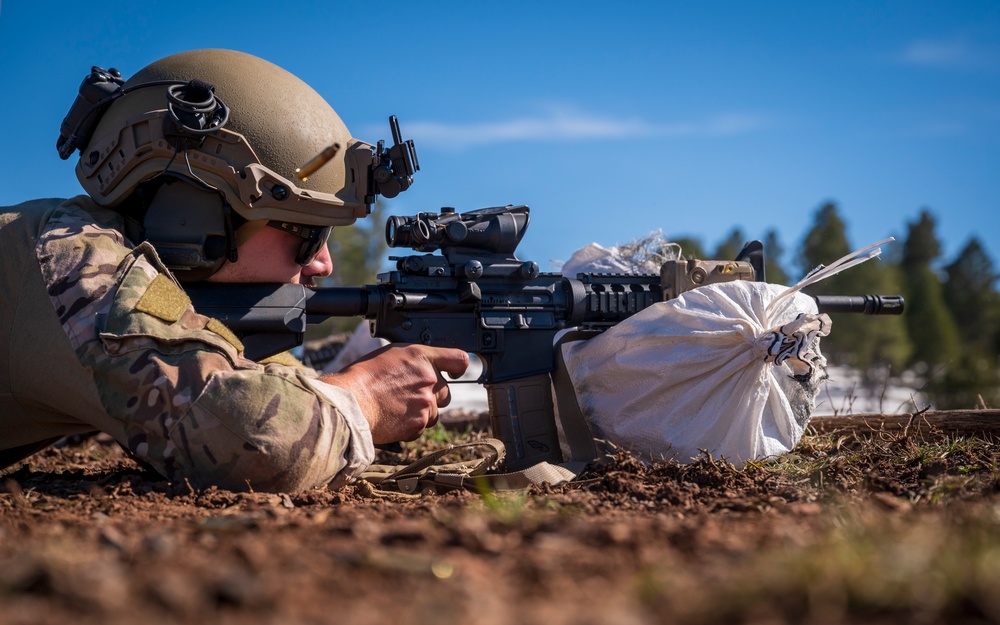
[564,280,831,466]
[563,237,893,466]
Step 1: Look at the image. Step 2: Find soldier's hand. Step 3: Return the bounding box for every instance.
[321,344,469,445]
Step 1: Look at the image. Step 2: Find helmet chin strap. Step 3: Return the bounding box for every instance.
[220,200,239,263]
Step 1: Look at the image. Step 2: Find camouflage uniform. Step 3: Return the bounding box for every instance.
[0,197,374,492]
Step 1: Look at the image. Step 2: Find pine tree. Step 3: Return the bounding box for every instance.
[933,237,1000,408]
[902,210,941,268]
[942,237,1000,353]
[712,227,747,261]
[899,209,961,369]
[763,229,789,285]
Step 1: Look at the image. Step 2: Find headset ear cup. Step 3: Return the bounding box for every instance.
[141,179,232,277]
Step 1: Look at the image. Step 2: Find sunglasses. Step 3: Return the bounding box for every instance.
[266,221,333,266]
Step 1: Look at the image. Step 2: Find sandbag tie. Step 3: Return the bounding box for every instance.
[756,312,832,378]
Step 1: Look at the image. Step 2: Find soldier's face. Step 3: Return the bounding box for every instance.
[207,226,333,286]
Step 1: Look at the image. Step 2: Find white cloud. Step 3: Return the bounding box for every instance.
[897,37,999,70]
[361,107,767,150]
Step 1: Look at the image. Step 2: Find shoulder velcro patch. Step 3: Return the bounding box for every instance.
[136,274,192,323]
[206,317,245,353]
[258,351,304,368]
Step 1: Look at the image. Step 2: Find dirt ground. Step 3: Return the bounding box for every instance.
[3,411,1000,625]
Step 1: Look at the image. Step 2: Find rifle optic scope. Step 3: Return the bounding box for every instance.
[385,206,530,255]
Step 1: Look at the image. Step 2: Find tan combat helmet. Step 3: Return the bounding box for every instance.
[58,49,418,278]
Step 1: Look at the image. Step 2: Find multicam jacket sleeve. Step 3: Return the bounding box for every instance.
[35,199,374,492]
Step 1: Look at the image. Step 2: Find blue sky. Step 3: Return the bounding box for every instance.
[2,1,997,278]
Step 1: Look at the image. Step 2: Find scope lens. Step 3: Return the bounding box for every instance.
[384,214,439,249]
[386,216,405,247]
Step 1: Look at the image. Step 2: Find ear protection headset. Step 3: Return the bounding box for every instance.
[57,66,255,277]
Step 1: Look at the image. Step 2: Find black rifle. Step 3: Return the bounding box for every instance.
[186,205,903,470]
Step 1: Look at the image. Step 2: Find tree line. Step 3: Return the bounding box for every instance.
[683,202,999,410]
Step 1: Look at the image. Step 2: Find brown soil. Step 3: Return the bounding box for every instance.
[2,414,1000,625]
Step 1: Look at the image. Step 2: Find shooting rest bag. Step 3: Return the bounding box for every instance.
[564,280,830,467]
[560,238,892,467]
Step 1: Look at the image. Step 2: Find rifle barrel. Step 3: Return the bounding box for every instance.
[813,294,904,315]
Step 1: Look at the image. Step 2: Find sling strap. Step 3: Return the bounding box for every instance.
[360,437,580,495]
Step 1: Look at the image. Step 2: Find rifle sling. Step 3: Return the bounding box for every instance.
[552,330,601,466]
[360,438,581,495]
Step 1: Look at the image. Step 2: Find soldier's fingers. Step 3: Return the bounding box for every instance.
[424,347,469,378]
